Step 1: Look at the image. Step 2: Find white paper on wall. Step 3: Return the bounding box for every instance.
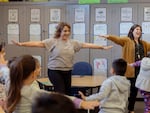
[31,9,40,22]
[94,58,107,76]
[94,24,107,35]
[73,34,85,43]
[8,9,18,22]
[50,9,61,22]
[120,22,133,34]
[29,24,41,41]
[94,35,107,46]
[121,7,132,21]
[7,24,19,44]
[95,8,106,22]
[73,23,85,35]
[144,7,150,21]
[142,22,150,34]
[49,23,58,35]
[75,8,85,22]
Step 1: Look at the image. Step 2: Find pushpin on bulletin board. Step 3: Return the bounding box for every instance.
[79,0,100,4]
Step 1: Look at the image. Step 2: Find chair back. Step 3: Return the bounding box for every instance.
[71,62,92,76]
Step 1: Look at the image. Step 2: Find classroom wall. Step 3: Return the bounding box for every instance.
[1,1,150,77]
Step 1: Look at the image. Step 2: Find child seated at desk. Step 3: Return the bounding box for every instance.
[6,54,99,113]
[79,58,131,113]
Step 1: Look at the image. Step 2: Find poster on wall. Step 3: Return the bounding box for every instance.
[144,7,150,21]
[93,58,107,76]
[95,8,106,22]
[73,34,85,42]
[94,24,107,46]
[73,23,85,35]
[120,22,133,35]
[50,9,61,22]
[121,7,132,21]
[7,24,19,44]
[29,24,41,41]
[49,23,58,38]
[31,9,40,22]
[142,22,150,42]
[8,9,18,22]
[75,8,85,22]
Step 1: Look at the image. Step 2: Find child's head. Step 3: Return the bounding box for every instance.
[7,54,40,113]
[32,93,77,113]
[110,58,127,76]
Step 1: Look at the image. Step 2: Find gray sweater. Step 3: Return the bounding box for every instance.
[85,76,130,113]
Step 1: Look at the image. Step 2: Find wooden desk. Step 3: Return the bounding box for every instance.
[37,75,106,94]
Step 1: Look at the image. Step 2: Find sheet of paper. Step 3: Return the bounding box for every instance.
[7,24,19,44]
[142,34,150,42]
[75,8,85,22]
[49,23,58,35]
[7,24,19,35]
[8,34,19,44]
[73,34,85,43]
[73,23,85,35]
[29,24,41,41]
[94,24,107,35]
[31,8,40,22]
[95,8,106,22]
[93,58,107,76]
[144,7,150,21]
[94,35,107,46]
[50,9,61,22]
[142,22,150,34]
[121,7,132,21]
[120,22,133,34]
[8,9,18,22]
[29,24,41,35]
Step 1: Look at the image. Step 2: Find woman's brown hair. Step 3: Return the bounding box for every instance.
[54,22,71,39]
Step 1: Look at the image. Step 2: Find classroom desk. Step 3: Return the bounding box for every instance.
[37,75,107,94]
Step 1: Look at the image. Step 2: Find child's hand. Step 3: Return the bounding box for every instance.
[128,63,134,67]
[78,91,86,100]
[80,100,99,110]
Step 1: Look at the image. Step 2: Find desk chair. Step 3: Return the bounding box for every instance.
[71,61,92,96]
[71,62,92,76]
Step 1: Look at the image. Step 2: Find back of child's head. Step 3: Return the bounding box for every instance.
[112,58,127,76]
[7,54,37,113]
[32,93,77,113]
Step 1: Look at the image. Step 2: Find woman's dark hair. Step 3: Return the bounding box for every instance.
[54,22,71,39]
[32,93,77,113]
[127,24,142,40]
[112,58,127,76]
[7,55,36,113]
